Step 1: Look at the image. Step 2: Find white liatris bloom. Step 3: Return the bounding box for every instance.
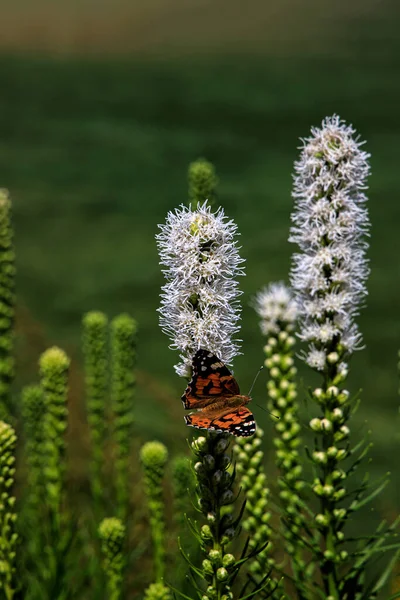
[157,201,244,377]
[289,115,370,371]
[253,282,298,335]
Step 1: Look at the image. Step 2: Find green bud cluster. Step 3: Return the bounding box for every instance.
[21,385,46,507]
[0,421,17,599]
[98,517,126,600]
[188,158,218,207]
[234,429,273,578]
[82,311,109,502]
[308,380,353,567]
[191,434,243,599]
[263,333,306,570]
[110,314,137,518]
[39,347,70,514]
[0,190,15,423]
[144,582,173,600]
[140,441,168,582]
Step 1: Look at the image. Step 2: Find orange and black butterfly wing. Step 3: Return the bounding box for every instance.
[181,349,240,409]
[185,406,256,437]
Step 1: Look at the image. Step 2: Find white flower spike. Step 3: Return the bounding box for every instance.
[289,115,370,371]
[157,201,244,377]
[253,282,298,335]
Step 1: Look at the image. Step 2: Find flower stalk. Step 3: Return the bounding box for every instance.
[0,421,17,600]
[0,190,16,423]
[21,385,46,511]
[234,429,274,584]
[191,434,242,600]
[158,187,269,598]
[40,347,70,519]
[140,441,169,583]
[289,116,399,598]
[98,517,126,600]
[253,283,307,580]
[83,311,109,504]
[110,314,137,519]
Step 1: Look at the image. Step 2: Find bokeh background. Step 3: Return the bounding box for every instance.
[1,0,399,536]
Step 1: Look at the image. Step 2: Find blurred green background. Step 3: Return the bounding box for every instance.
[1,0,399,524]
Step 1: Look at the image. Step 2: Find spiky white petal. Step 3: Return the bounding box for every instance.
[289,115,370,370]
[157,202,244,377]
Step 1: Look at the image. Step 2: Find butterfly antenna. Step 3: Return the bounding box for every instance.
[247,365,280,420]
[254,402,280,420]
[247,365,264,396]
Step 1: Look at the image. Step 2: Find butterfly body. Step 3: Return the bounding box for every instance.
[181,349,256,437]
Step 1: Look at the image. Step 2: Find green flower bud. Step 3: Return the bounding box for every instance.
[192,437,208,453]
[216,567,229,582]
[203,455,216,470]
[220,490,234,505]
[144,582,172,600]
[201,525,213,539]
[208,549,222,564]
[222,554,235,568]
[202,559,214,575]
[323,550,335,562]
[140,442,168,469]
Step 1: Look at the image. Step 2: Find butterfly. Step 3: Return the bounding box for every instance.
[181,349,256,437]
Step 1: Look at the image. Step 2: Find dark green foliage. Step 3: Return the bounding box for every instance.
[1,52,400,497]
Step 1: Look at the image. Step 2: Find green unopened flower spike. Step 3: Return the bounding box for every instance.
[188,158,218,207]
[21,385,46,508]
[253,282,307,578]
[0,190,16,423]
[144,582,173,600]
[110,313,137,518]
[191,434,267,599]
[140,441,168,582]
[234,429,274,585]
[83,311,109,502]
[0,421,17,600]
[98,517,126,600]
[40,347,70,515]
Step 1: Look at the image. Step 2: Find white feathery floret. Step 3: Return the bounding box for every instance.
[253,282,298,335]
[157,202,244,377]
[289,115,370,371]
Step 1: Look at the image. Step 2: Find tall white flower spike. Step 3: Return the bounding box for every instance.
[157,202,244,377]
[289,115,370,370]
